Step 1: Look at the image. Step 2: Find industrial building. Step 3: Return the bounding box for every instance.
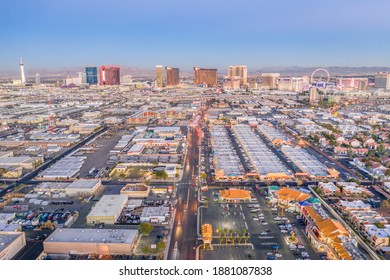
[120,183,150,198]
[0,232,26,260]
[140,206,170,223]
[43,228,138,256]
[65,179,102,197]
[86,195,128,225]
[38,156,85,179]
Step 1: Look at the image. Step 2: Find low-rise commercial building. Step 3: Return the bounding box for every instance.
[43,228,138,256]
[281,146,338,179]
[219,189,251,202]
[232,125,291,180]
[65,179,102,197]
[0,231,26,260]
[87,195,128,225]
[300,206,354,260]
[120,183,150,198]
[140,206,170,223]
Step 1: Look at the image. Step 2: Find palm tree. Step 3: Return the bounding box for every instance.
[229,229,234,245]
[223,228,227,238]
[244,233,250,244]
[218,235,223,245]
[217,227,222,238]
[237,230,242,244]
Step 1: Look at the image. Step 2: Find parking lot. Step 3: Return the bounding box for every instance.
[200,187,323,260]
[78,130,126,178]
[201,244,255,260]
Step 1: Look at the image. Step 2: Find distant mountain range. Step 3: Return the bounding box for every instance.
[1,65,390,80]
[249,66,390,77]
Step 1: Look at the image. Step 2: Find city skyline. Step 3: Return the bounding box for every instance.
[1,0,390,71]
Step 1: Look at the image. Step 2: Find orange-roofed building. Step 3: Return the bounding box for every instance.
[274,187,311,205]
[219,189,252,202]
[201,224,213,249]
[302,205,353,260]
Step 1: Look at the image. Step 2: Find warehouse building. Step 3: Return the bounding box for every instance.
[120,183,150,198]
[43,228,138,256]
[38,156,85,179]
[0,232,26,260]
[140,206,170,223]
[65,179,102,197]
[86,195,128,225]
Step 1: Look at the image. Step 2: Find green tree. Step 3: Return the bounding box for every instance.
[386,169,390,177]
[375,222,385,229]
[141,246,151,254]
[377,144,385,156]
[367,150,375,158]
[139,222,154,234]
[157,241,166,251]
[155,170,168,180]
[201,173,207,180]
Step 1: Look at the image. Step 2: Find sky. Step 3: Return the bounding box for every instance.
[1,0,390,71]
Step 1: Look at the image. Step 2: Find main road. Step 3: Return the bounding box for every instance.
[167,126,200,260]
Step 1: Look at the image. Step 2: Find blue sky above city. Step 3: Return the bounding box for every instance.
[1,0,390,71]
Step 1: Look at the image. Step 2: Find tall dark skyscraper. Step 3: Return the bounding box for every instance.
[193,67,217,87]
[165,67,179,87]
[86,67,98,84]
[99,66,120,85]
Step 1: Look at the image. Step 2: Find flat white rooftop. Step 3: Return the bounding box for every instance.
[0,232,23,252]
[66,179,100,189]
[88,195,127,217]
[45,228,137,244]
[141,206,170,217]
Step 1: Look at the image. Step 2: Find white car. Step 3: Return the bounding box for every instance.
[281,217,288,221]
[275,253,282,258]
[280,230,288,233]
[260,232,268,236]
[253,217,259,221]
[274,217,281,221]
[297,245,305,249]
[261,222,268,225]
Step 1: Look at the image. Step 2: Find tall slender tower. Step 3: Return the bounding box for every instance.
[20,58,26,85]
